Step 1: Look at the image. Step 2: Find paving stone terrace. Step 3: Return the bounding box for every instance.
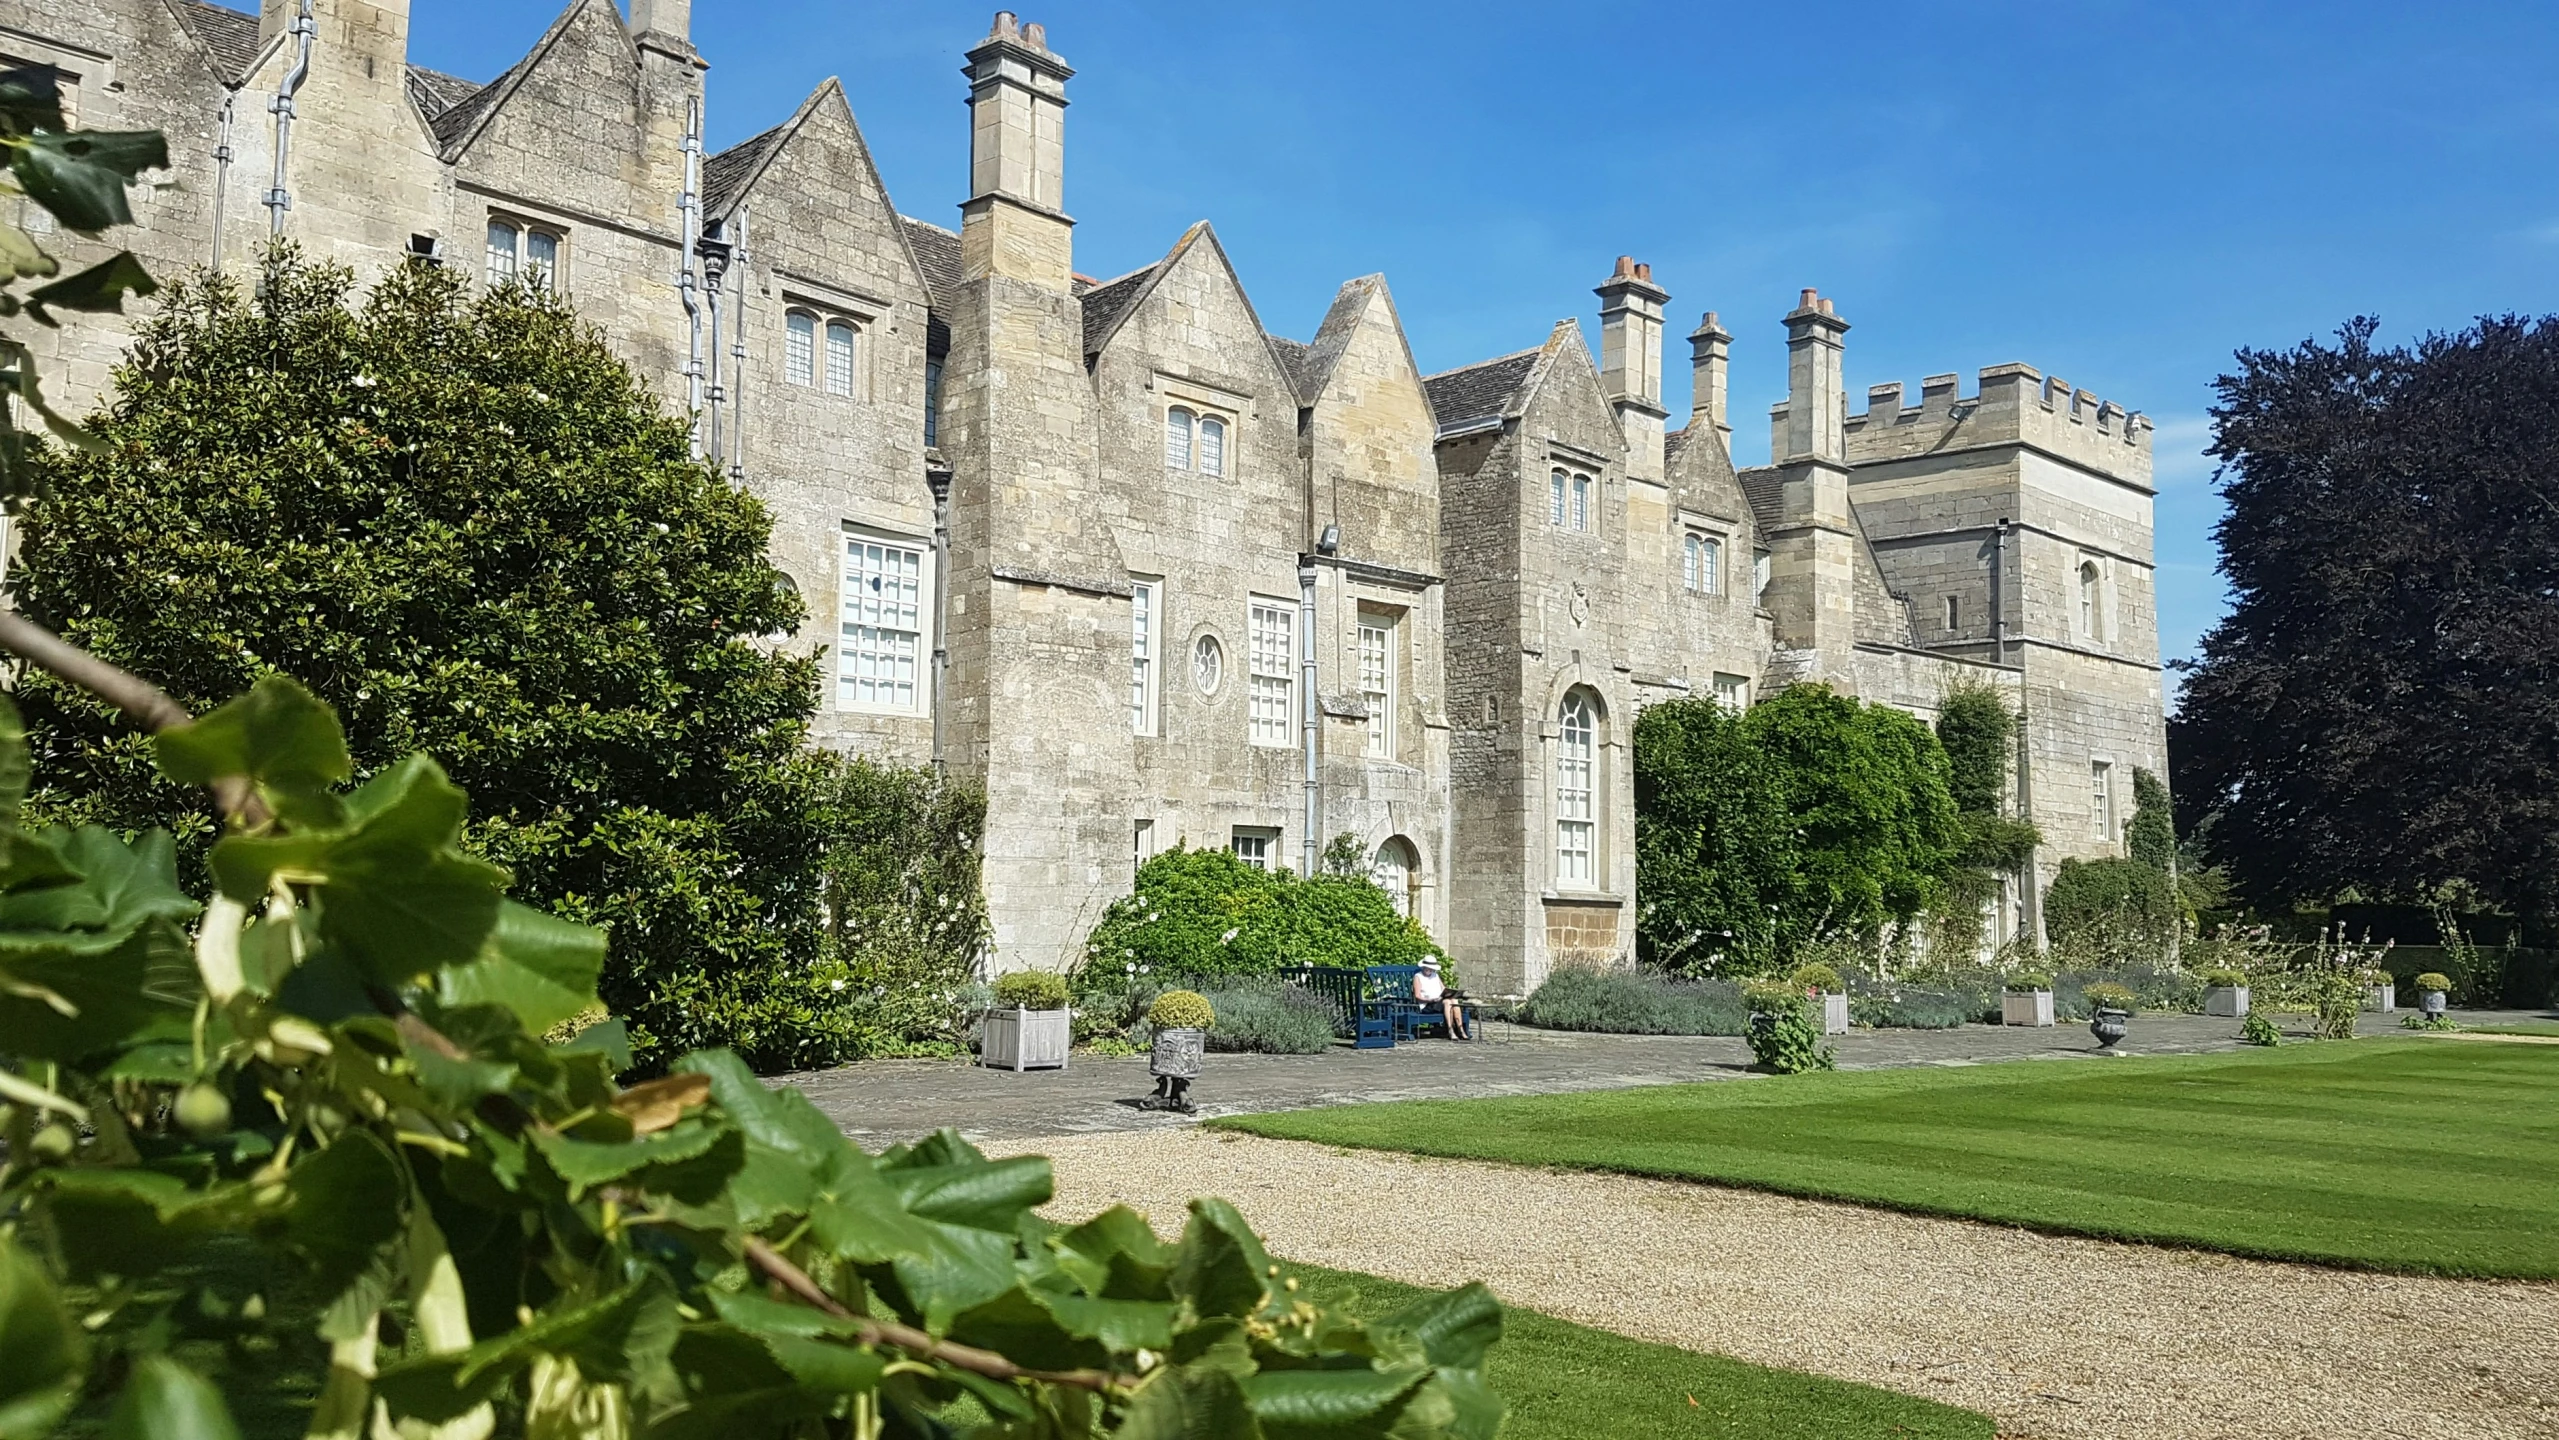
[779,1008,2551,1147]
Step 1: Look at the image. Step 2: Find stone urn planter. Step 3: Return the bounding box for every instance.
[1816,991,1850,1036]
[2001,988,2055,1027]
[1144,1027,1204,1113]
[2089,1006,2130,1048]
[2420,989,2447,1020]
[981,1006,1071,1072]
[2204,985,2250,1019]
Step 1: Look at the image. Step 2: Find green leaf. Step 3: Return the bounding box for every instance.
[210,755,506,983]
[0,66,67,134]
[1431,1368,1505,1440]
[10,129,167,233]
[757,1335,884,1395]
[558,1016,631,1069]
[1239,1366,1432,1436]
[944,1285,1112,1374]
[0,887,198,1063]
[104,1356,239,1440]
[1374,1283,1501,1372]
[25,251,156,325]
[0,694,27,830]
[1033,1287,1176,1354]
[287,1133,407,1307]
[1169,1200,1276,1321]
[153,675,350,797]
[880,1144,1052,1233]
[0,1238,83,1440]
[436,901,606,1036]
[38,1170,247,1281]
[1055,1205,1174,1300]
[533,1116,727,1199]
[1113,1365,1261,1440]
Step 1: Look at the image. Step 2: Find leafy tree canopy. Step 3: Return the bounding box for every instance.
[12,247,837,1069]
[1635,685,1960,973]
[2172,315,2559,927]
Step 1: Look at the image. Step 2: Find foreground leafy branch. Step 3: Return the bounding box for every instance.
[0,643,1506,1440]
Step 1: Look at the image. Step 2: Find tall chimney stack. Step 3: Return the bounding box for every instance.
[1595,255,1671,481]
[1777,288,1849,463]
[1687,310,1733,456]
[960,11,1075,289]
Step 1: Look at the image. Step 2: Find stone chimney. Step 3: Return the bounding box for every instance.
[1595,255,1670,482]
[1776,288,1849,463]
[631,0,695,54]
[960,11,1075,289]
[1687,310,1732,456]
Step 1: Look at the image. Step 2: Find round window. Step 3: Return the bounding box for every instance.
[1193,634,1224,695]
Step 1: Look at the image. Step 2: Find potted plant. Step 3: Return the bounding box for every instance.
[1790,961,1851,1036]
[1142,989,1216,1112]
[2413,971,2452,1021]
[982,970,1073,1072]
[2084,981,2136,1049]
[2361,969,2397,1014]
[2200,967,2249,1018]
[2002,970,2055,1028]
[1742,980,1836,1074]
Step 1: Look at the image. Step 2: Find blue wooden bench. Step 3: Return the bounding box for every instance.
[1279,965,1395,1049]
[1364,964,1480,1042]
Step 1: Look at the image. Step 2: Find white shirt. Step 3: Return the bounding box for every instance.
[1413,970,1444,1002]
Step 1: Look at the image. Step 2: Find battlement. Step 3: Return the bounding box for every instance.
[1839,363,2153,487]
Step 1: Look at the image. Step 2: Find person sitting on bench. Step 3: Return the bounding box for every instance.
[1412,957,1473,1040]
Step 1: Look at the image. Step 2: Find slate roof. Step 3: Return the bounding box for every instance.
[406,67,483,119]
[1736,466,1785,534]
[1078,264,1159,356]
[428,57,522,150]
[899,216,963,312]
[1421,348,1539,436]
[701,123,784,214]
[1265,334,1316,401]
[170,0,259,80]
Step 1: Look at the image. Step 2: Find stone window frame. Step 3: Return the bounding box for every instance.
[781,294,876,400]
[1543,443,1607,536]
[1230,826,1280,872]
[484,212,566,294]
[1129,575,1162,737]
[1753,547,1772,605]
[2089,756,2116,840]
[2076,552,2115,644]
[0,36,117,130]
[1552,687,1605,890]
[835,521,932,717]
[1356,606,1402,762]
[1160,391,1238,478]
[1245,596,1295,748]
[1369,835,1421,918]
[1682,530,1725,595]
[1711,672,1751,711]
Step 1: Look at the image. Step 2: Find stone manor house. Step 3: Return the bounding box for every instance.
[10,0,2169,994]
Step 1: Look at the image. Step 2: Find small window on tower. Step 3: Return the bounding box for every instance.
[1945,594,1961,631]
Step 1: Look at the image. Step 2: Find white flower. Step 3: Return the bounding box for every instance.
[830,979,845,991]
[1221,928,1239,944]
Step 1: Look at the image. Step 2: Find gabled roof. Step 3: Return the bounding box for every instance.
[1265,334,1316,400]
[169,0,261,80]
[1077,262,1162,357]
[406,66,484,119]
[1422,348,1540,437]
[900,216,963,312]
[704,123,785,214]
[429,54,526,150]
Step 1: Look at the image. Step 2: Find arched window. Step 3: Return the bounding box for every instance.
[1197,416,1226,477]
[2079,561,2101,639]
[485,219,519,286]
[1555,691,1598,886]
[1370,837,1419,918]
[824,320,857,397]
[1165,407,1194,469]
[1684,533,1720,593]
[1549,470,1567,527]
[785,311,816,387]
[1571,473,1590,531]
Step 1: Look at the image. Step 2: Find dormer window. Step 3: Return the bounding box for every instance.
[1164,405,1231,476]
[485,216,561,292]
[786,309,863,397]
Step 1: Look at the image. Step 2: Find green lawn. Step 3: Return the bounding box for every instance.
[1217,1041,2559,1277]
[1288,1266,1990,1440]
[2468,1021,2559,1037]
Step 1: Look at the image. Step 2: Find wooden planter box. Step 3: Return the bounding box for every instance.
[2204,985,2249,1019]
[2363,984,2396,1014]
[2002,990,2055,1027]
[982,1007,1070,1072]
[1817,992,1850,1035]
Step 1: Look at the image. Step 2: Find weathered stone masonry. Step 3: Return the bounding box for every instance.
[11,1,2167,992]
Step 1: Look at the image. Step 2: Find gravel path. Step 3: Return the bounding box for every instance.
[1000,1129,2559,1440]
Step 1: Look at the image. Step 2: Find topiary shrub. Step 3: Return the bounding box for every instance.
[1148,989,1217,1030]
[1515,968,1746,1035]
[2414,971,2453,992]
[2006,970,2052,992]
[1203,985,1336,1054]
[1790,961,1844,994]
[1741,987,1836,1073]
[994,969,1071,1011]
[2200,967,2247,988]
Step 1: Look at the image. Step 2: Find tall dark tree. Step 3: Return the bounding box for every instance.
[2172,315,2559,933]
[12,247,845,1067]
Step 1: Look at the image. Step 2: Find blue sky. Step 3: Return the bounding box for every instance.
[411,2,2559,698]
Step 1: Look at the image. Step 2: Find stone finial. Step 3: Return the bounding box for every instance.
[1023,21,1047,48]
[992,10,1019,37]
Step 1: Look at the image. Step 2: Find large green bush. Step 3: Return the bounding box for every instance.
[1080,844,1445,983]
[2043,856,2181,955]
[1634,686,1960,973]
[12,247,859,1071]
